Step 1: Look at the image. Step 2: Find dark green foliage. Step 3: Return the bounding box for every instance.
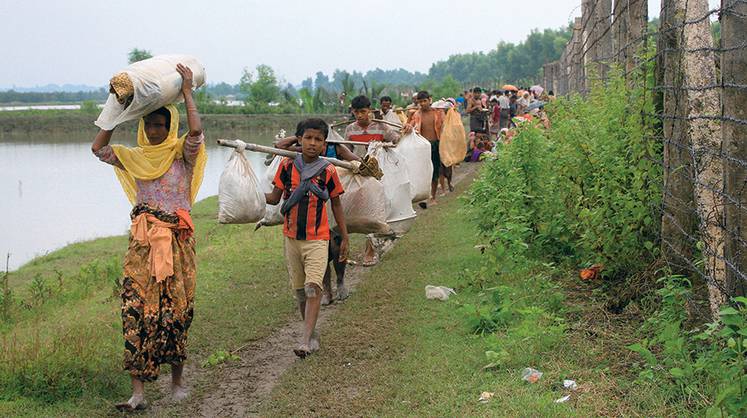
[629,277,747,416]
[467,70,661,279]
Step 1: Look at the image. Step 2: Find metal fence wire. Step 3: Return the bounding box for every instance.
[542,0,747,317]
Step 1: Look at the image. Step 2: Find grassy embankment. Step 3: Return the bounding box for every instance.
[0,112,344,139]
[0,196,366,417]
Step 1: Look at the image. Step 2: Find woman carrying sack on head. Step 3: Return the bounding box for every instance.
[91,64,206,412]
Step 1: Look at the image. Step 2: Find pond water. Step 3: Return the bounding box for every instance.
[0,129,277,271]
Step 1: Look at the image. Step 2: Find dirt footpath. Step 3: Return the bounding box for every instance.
[151,162,480,417]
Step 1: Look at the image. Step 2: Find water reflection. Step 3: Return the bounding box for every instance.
[0,130,276,270]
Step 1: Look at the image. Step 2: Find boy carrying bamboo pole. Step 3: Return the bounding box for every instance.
[265,118,349,357]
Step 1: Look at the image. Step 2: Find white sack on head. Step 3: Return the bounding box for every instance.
[396,132,433,202]
[95,55,206,130]
[218,142,266,224]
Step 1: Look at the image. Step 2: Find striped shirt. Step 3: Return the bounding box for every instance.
[344,121,401,143]
[273,157,344,241]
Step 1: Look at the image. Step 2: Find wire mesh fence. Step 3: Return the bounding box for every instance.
[542,0,746,317]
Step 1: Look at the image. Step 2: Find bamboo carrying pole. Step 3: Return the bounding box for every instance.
[330,118,404,129]
[326,139,395,148]
[216,139,357,171]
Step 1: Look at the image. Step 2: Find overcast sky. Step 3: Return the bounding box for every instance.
[1,0,716,88]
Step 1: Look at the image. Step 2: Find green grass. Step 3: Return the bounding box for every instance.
[260,178,686,417]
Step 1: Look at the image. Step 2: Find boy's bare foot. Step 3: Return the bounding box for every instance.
[428,198,438,205]
[115,394,148,412]
[337,285,349,301]
[310,331,321,352]
[448,184,454,192]
[294,343,312,358]
[321,292,333,306]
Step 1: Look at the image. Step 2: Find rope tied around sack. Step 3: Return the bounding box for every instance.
[353,155,384,180]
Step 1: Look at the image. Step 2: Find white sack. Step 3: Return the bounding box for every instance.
[329,167,391,235]
[257,156,285,227]
[367,142,416,234]
[218,142,266,224]
[95,55,206,130]
[396,132,433,202]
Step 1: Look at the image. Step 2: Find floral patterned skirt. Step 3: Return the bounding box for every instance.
[121,205,196,382]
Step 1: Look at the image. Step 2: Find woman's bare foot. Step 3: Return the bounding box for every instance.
[361,253,379,267]
[172,384,190,402]
[115,394,147,412]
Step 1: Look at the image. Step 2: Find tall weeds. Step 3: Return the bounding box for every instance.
[467,71,661,278]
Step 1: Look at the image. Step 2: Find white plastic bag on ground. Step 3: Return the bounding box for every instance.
[218,141,266,224]
[367,142,416,235]
[329,167,391,235]
[396,132,433,202]
[257,156,285,227]
[95,55,206,130]
[425,285,456,301]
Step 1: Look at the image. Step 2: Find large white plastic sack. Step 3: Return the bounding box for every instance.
[396,132,433,202]
[95,55,206,130]
[218,144,266,224]
[367,142,416,235]
[329,167,391,235]
[257,156,285,227]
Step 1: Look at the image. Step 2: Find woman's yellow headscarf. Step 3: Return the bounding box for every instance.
[109,104,207,205]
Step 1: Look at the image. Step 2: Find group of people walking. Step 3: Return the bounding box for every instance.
[91,63,473,411]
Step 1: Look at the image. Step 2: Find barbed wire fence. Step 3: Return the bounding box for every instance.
[542,0,746,319]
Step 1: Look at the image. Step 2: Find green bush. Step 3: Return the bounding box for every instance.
[466,71,661,278]
[628,277,747,416]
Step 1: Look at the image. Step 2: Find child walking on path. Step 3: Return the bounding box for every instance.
[265,118,350,358]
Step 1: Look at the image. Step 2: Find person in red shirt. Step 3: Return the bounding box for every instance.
[344,95,412,266]
[266,118,349,358]
[344,95,408,144]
